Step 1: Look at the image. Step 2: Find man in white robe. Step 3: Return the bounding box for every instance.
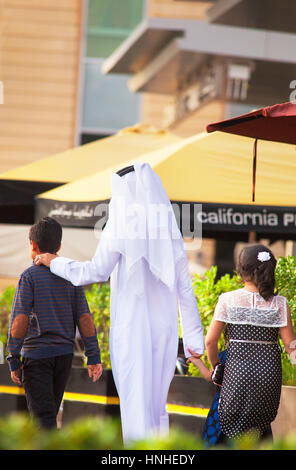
[35,162,204,444]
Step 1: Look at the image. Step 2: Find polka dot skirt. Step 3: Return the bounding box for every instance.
[218,323,282,439]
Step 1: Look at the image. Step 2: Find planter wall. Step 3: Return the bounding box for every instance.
[0,363,295,440]
[0,365,27,415]
[272,385,296,439]
[63,367,216,437]
[0,364,215,437]
[62,367,120,425]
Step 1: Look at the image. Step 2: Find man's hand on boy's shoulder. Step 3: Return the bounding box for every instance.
[10,368,22,386]
[87,363,103,383]
[34,253,57,267]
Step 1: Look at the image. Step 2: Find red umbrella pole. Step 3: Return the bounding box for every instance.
[252,138,258,202]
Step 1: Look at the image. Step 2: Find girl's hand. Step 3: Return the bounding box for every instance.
[34,253,57,267]
[186,357,195,365]
[186,348,203,365]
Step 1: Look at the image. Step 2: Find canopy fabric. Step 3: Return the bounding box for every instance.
[207,101,296,145]
[0,125,180,184]
[207,101,296,202]
[0,125,180,225]
[36,131,296,237]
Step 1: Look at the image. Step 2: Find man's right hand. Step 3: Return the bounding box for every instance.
[187,347,203,360]
[34,253,57,267]
[87,364,103,382]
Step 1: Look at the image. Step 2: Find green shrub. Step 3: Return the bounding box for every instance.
[0,413,122,450]
[0,413,39,450]
[2,412,296,450]
[188,257,296,384]
[0,283,112,368]
[189,266,242,376]
[0,286,15,352]
[275,256,296,385]
[126,428,205,450]
[1,255,296,385]
[40,415,123,450]
[84,283,111,369]
[0,413,204,450]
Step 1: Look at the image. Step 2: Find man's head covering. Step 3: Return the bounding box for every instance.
[101,162,186,294]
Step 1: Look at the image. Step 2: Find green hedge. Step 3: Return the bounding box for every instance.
[84,283,111,369]
[1,256,296,384]
[0,412,296,450]
[190,257,296,384]
[0,413,203,450]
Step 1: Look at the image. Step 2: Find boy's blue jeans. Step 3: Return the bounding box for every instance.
[22,353,73,429]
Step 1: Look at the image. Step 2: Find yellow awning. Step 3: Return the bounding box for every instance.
[0,125,181,184]
[37,131,296,207]
[35,131,296,236]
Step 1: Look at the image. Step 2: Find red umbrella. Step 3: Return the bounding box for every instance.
[206,101,296,201]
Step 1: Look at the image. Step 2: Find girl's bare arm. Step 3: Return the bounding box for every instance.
[205,319,225,368]
[187,356,212,381]
[280,304,296,357]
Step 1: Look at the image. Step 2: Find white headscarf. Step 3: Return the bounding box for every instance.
[101,162,186,294]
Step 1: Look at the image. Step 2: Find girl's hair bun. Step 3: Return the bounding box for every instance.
[236,244,276,300]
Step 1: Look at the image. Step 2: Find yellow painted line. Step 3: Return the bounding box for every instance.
[0,385,25,395]
[63,391,119,405]
[0,386,209,418]
[63,392,209,417]
[166,403,209,418]
[0,386,120,405]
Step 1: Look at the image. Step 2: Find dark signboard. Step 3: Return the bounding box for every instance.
[36,197,296,239]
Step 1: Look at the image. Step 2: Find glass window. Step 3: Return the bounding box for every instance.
[80,133,109,145]
[79,0,144,138]
[82,59,141,132]
[87,0,144,58]
[224,102,264,119]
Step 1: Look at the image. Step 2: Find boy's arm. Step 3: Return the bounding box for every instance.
[75,286,101,368]
[7,273,33,373]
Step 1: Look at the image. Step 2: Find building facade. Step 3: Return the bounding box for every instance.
[102,0,296,273]
[0,0,295,279]
[0,0,144,172]
[103,0,296,138]
[0,0,145,281]
[0,0,82,172]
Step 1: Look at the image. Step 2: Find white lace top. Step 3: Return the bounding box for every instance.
[214,288,287,328]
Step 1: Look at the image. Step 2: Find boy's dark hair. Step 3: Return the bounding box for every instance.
[236,243,277,301]
[29,217,62,254]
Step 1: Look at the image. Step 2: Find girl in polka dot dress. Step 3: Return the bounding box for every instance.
[205,244,296,443]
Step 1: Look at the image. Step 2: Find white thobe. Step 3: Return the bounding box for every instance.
[50,236,204,444]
